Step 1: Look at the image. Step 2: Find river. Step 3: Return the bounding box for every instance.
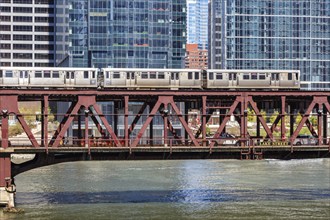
[1,158,329,220]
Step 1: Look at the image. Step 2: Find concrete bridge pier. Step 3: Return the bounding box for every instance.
[0,178,16,208]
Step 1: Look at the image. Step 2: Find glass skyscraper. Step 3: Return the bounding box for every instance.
[209,0,330,90]
[187,0,208,49]
[56,0,187,69]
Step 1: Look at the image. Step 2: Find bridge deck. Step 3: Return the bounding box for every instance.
[2,145,329,161]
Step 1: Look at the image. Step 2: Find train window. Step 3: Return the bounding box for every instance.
[44,71,51,78]
[113,73,120,79]
[5,71,13,77]
[0,70,2,78]
[259,74,266,80]
[251,73,257,80]
[53,71,59,78]
[84,71,89,79]
[295,73,298,80]
[243,74,250,80]
[216,73,223,80]
[195,72,199,80]
[158,72,165,79]
[19,71,24,78]
[35,71,42,78]
[106,72,110,78]
[92,72,95,79]
[141,72,148,79]
[150,72,156,79]
[71,72,74,79]
[130,72,135,79]
[66,72,70,79]
[188,72,193,80]
[209,72,214,80]
[288,73,292,80]
[126,72,130,79]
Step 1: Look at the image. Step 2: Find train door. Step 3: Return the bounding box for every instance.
[126,71,135,87]
[19,71,29,86]
[270,73,279,88]
[65,71,75,86]
[229,73,237,87]
[171,72,179,88]
[0,70,3,85]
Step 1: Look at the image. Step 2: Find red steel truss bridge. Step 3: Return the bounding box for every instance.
[0,89,329,207]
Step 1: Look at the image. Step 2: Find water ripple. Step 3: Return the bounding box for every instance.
[16,188,330,205]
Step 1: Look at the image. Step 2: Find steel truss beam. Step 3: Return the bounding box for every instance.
[291,96,330,145]
[0,96,39,148]
[49,96,121,148]
[130,96,200,147]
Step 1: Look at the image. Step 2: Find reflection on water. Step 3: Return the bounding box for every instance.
[1,159,329,220]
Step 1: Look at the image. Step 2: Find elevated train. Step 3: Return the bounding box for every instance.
[0,67,300,90]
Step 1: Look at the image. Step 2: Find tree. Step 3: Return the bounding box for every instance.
[247,108,255,122]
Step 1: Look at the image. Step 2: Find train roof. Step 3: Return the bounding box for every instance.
[101,68,201,72]
[207,69,300,73]
[0,67,98,71]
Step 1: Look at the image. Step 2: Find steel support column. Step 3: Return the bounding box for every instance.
[124,96,129,147]
[84,108,89,148]
[281,96,286,141]
[41,96,49,149]
[163,104,168,147]
[202,96,207,146]
[323,108,327,144]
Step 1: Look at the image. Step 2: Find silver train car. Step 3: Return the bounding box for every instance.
[0,67,300,90]
[205,69,300,90]
[0,67,98,88]
[101,68,202,90]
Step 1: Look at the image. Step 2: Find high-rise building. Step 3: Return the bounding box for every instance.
[187,0,208,49]
[209,0,330,90]
[0,0,55,67]
[185,44,208,69]
[56,0,187,69]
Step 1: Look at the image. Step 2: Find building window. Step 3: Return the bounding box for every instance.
[13,35,33,41]
[13,0,33,3]
[0,25,11,31]
[13,16,32,22]
[0,16,11,21]
[13,44,33,50]
[0,7,11,12]
[13,26,33,32]
[13,53,32,59]
[13,7,33,13]
[0,34,10,40]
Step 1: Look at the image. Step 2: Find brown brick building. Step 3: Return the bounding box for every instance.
[185,44,208,69]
